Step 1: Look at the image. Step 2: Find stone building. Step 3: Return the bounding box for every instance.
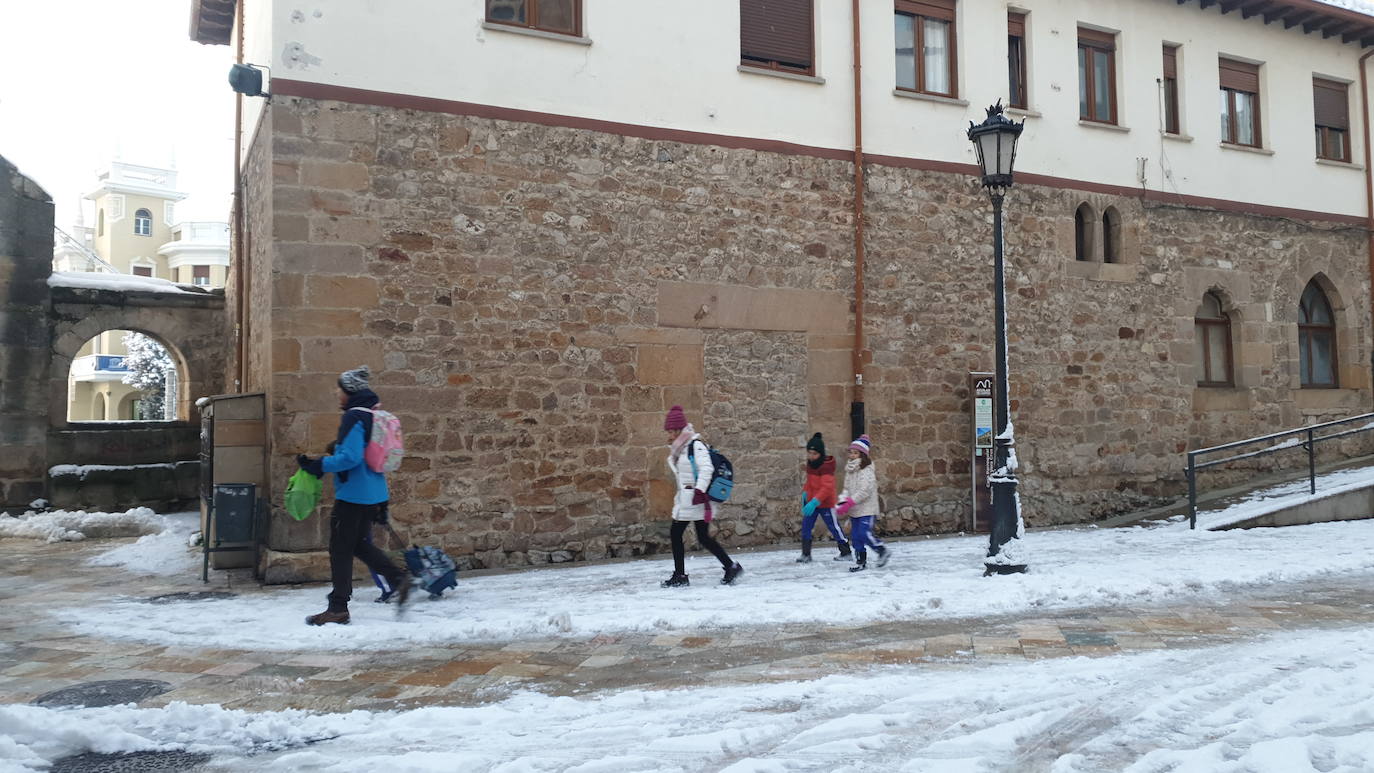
[191,0,1374,572]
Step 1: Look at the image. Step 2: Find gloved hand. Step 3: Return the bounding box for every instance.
[801,497,819,518]
[373,502,390,525]
[297,454,324,478]
[691,488,709,506]
[835,498,854,517]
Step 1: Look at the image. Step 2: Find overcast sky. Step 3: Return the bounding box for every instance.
[0,0,234,229]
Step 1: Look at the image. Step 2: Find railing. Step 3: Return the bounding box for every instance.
[1185,412,1374,529]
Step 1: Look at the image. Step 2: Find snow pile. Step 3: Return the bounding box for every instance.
[1188,464,1374,529]
[50,518,1374,651]
[47,271,207,296]
[1,626,1371,771]
[0,507,165,543]
[87,511,200,576]
[48,463,178,480]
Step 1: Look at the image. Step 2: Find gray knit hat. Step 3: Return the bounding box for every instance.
[338,365,371,394]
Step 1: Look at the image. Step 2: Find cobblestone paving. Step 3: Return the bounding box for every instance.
[2,537,1371,714]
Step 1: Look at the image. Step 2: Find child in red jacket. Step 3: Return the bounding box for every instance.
[798,433,853,563]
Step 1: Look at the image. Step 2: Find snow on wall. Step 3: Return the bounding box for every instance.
[47,271,209,296]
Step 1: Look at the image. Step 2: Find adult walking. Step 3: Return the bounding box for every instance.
[661,405,743,588]
[297,365,410,624]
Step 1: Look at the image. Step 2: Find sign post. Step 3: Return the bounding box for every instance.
[969,372,994,532]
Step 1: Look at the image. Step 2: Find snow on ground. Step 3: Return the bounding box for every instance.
[0,507,166,543]
[1189,464,1374,530]
[50,517,1374,651]
[2,625,1371,772]
[86,511,200,577]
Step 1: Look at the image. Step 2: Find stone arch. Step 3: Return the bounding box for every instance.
[1296,272,1346,389]
[1101,206,1122,264]
[116,391,141,420]
[1074,203,1095,261]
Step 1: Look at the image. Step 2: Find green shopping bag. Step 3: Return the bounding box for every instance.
[284,469,322,521]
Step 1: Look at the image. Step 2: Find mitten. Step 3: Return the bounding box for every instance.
[692,489,709,506]
[801,497,819,518]
[835,498,854,517]
[297,454,324,478]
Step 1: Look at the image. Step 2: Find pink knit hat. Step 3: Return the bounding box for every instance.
[849,434,872,455]
[664,405,687,431]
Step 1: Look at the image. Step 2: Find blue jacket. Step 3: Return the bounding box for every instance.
[322,390,389,505]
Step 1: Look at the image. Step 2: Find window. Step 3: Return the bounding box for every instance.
[1299,281,1337,388]
[1194,292,1233,387]
[1314,78,1350,162]
[97,208,104,237]
[1008,12,1027,109]
[485,0,580,37]
[134,208,152,236]
[1163,45,1180,135]
[1219,58,1261,148]
[895,0,957,98]
[193,265,211,286]
[740,0,815,74]
[132,266,152,277]
[1078,28,1116,124]
[1101,207,1121,263]
[1074,204,1094,261]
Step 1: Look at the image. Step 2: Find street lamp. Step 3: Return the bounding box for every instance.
[967,101,1028,576]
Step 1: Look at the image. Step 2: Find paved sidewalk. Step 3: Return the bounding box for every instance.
[2,536,1371,715]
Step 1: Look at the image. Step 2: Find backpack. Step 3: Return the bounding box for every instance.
[350,407,405,473]
[688,439,735,503]
[404,545,458,599]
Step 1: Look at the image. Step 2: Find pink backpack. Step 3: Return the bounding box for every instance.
[350,407,405,473]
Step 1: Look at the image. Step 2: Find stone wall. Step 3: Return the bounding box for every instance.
[0,156,53,512]
[252,96,1372,569]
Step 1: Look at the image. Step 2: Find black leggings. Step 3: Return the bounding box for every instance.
[328,500,404,610]
[670,519,732,575]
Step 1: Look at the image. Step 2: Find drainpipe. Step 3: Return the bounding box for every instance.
[1362,48,1374,405]
[232,0,246,392]
[850,0,867,440]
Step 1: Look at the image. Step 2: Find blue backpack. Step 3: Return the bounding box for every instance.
[404,545,458,599]
[688,439,735,503]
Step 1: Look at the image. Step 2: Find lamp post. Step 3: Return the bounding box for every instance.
[967,101,1028,576]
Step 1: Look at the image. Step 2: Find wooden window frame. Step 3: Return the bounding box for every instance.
[1078,28,1117,125]
[1314,78,1351,163]
[1162,44,1180,135]
[1195,293,1233,387]
[895,0,958,99]
[485,0,582,38]
[740,0,816,76]
[1219,58,1262,148]
[1299,284,1338,389]
[1008,12,1027,110]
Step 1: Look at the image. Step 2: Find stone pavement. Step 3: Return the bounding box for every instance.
[2,536,1371,715]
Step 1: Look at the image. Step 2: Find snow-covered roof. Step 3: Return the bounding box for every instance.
[47,271,210,296]
[1319,0,1374,15]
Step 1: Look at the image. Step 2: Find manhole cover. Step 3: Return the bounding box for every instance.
[51,750,211,772]
[33,679,173,708]
[145,591,236,604]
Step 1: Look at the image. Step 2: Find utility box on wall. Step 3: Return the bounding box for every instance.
[198,393,266,569]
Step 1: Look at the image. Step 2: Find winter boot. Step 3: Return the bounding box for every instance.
[849,553,868,573]
[722,562,744,585]
[875,545,891,568]
[661,572,690,588]
[834,543,853,561]
[796,540,812,563]
[306,606,350,625]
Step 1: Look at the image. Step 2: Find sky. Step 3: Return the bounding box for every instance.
[0,0,235,228]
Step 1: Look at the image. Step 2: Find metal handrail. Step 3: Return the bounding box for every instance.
[1185,411,1374,529]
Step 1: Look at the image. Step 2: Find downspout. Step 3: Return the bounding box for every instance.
[1361,48,1374,405]
[850,0,867,440]
[232,0,246,391]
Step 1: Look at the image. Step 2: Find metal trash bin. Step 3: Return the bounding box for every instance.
[203,483,257,582]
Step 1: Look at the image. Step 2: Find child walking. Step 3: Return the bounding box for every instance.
[660,405,744,587]
[836,434,890,573]
[798,433,852,563]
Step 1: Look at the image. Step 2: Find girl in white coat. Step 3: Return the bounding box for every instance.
[661,405,743,587]
[836,434,890,572]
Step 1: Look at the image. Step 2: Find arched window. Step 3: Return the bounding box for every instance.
[1194,292,1232,387]
[97,208,105,236]
[1101,207,1121,263]
[1299,281,1337,387]
[1074,204,1094,261]
[134,208,152,236]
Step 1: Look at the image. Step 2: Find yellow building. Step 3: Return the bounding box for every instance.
[59,161,229,421]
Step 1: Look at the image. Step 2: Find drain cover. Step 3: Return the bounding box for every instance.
[33,679,173,708]
[146,591,236,604]
[51,750,211,772]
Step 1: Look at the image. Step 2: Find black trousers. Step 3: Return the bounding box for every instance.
[328,500,404,610]
[670,519,732,575]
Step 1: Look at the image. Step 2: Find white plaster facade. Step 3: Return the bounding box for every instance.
[233,0,1373,218]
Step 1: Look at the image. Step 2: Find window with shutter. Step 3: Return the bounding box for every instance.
[1008,12,1027,110]
[1314,78,1350,163]
[740,0,815,75]
[895,0,957,98]
[1077,27,1116,124]
[485,0,581,37]
[1162,45,1180,135]
[193,265,211,286]
[1219,58,1261,148]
